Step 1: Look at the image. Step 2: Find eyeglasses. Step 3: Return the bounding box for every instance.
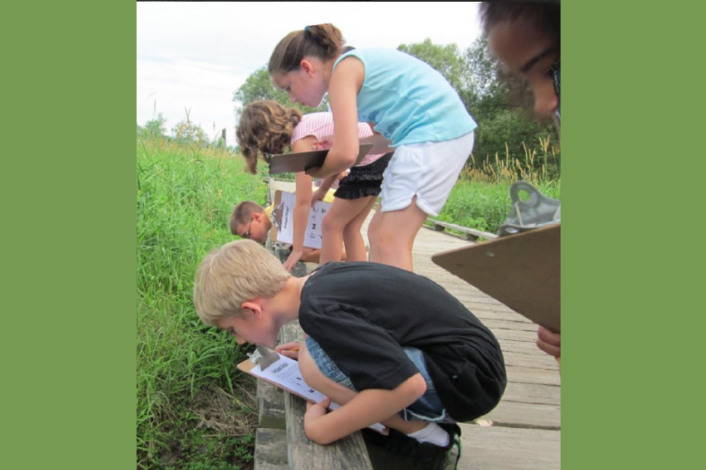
[242,220,253,239]
[549,61,560,99]
[549,61,560,123]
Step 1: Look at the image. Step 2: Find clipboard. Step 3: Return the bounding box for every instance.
[269,190,331,249]
[237,356,320,403]
[238,354,387,433]
[431,223,560,332]
[267,143,374,174]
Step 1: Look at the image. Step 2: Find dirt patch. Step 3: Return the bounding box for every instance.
[190,383,258,436]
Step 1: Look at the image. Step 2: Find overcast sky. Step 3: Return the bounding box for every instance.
[137,2,483,146]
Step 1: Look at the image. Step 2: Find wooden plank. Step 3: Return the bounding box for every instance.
[426,217,498,240]
[257,380,285,430]
[482,400,561,430]
[501,382,561,406]
[505,365,561,386]
[456,424,560,470]
[280,322,374,470]
[503,353,560,371]
[254,428,288,470]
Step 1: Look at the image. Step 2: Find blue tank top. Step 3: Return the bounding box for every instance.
[332,49,476,146]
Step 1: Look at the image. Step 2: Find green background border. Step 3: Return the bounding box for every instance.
[3,0,700,468]
[2,0,135,468]
[565,0,701,468]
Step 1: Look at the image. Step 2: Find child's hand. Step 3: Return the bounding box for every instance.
[336,170,349,182]
[536,326,561,359]
[275,341,302,360]
[310,188,327,206]
[282,250,303,272]
[313,135,334,151]
[305,397,331,427]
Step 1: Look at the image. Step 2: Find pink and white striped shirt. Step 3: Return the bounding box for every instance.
[290,112,387,167]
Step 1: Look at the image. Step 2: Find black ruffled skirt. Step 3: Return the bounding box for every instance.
[334,152,393,200]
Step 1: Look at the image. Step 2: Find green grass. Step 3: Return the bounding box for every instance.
[137,138,265,469]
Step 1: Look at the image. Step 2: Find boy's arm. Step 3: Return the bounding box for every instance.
[304,373,427,445]
[306,58,365,179]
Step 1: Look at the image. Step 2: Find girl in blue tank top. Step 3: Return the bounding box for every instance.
[269,24,476,272]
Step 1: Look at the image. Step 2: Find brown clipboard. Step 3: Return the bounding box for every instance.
[431,223,560,332]
[268,143,373,174]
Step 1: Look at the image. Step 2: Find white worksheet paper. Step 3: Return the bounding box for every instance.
[275,191,331,249]
[250,354,385,433]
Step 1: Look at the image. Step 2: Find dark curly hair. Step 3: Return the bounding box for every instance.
[235,101,302,174]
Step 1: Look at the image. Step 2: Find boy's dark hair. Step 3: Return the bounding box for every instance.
[480,1,560,50]
[230,201,264,235]
[269,24,346,75]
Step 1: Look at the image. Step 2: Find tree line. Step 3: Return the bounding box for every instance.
[137,36,559,167]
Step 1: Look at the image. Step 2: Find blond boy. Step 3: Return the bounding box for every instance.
[194,240,506,467]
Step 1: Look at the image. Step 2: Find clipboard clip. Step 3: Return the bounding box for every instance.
[498,181,561,237]
[270,201,285,231]
[248,346,280,371]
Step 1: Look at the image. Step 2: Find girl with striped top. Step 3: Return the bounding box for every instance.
[236,100,391,271]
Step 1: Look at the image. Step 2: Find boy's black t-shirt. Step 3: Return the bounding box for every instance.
[299,262,507,421]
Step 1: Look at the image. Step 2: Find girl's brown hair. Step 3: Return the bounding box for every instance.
[236,101,302,174]
[268,24,345,75]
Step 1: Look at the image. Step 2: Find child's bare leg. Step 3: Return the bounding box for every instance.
[370,196,428,272]
[300,248,347,263]
[320,198,376,264]
[342,196,377,262]
[367,205,382,262]
[300,248,321,263]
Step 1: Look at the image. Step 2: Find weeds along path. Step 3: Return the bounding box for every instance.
[137,139,267,469]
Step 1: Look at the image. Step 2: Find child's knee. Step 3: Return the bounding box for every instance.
[322,213,345,234]
[342,223,362,239]
[376,229,399,249]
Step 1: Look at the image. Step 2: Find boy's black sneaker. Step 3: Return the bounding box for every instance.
[362,423,462,470]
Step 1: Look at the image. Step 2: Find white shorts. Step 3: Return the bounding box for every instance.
[379,131,475,217]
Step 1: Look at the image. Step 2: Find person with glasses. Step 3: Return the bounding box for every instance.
[229,199,344,266]
[480,1,561,364]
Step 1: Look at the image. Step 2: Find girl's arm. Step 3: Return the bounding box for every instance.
[311,173,339,205]
[284,136,317,272]
[304,373,427,445]
[306,58,365,179]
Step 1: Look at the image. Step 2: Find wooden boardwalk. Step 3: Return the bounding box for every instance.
[270,181,560,469]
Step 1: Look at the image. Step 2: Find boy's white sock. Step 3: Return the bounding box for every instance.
[406,423,450,447]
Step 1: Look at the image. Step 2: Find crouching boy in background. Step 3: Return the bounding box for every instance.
[230,199,346,267]
[193,240,506,468]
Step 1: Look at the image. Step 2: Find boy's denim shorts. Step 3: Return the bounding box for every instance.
[305,336,456,423]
